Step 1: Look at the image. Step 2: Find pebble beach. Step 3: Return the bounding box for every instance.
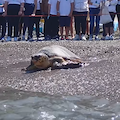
[0,39,120,102]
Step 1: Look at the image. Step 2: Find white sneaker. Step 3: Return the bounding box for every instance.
[0,37,5,42]
[95,36,100,40]
[14,37,18,42]
[73,34,80,40]
[81,34,86,41]
[89,35,93,41]
[105,35,110,40]
[109,34,114,40]
[6,36,11,42]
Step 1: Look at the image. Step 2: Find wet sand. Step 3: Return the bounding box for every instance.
[0,40,120,102]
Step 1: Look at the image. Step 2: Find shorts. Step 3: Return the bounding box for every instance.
[59,16,71,27]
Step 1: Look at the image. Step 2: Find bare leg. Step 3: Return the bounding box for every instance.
[105,27,109,36]
[65,26,69,38]
[60,27,64,38]
[109,27,114,35]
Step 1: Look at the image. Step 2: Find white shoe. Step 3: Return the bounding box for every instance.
[109,34,114,40]
[95,36,100,40]
[0,37,5,42]
[105,35,110,40]
[73,34,80,40]
[6,36,11,42]
[81,34,86,41]
[89,35,93,41]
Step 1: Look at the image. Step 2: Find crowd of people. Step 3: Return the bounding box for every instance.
[0,0,120,42]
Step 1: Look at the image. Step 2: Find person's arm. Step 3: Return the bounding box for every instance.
[18,2,24,15]
[48,3,51,16]
[40,0,42,11]
[56,1,60,16]
[69,2,74,17]
[32,0,37,15]
[2,1,8,16]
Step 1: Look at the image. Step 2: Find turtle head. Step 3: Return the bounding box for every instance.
[25,53,50,72]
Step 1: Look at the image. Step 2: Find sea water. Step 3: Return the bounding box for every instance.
[0,88,120,120]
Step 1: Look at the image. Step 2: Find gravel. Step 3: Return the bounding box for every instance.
[0,40,120,102]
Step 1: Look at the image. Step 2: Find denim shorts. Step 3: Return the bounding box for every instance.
[59,16,71,27]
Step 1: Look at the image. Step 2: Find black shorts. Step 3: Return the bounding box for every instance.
[59,16,71,27]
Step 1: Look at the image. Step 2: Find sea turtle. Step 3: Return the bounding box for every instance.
[22,45,86,72]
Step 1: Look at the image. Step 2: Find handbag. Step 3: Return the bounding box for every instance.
[100,5,112,24]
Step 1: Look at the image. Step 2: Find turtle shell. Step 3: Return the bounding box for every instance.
[33,45,80,60]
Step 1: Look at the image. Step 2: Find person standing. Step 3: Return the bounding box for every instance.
[88,0,102,40]
[4,0,24,42]
[0,0,6,41]
[33,0,42,40]
[73,0,89,40]
[41,0,51,40]
[47,0,59,40]
[57,0,74,40]
[22,0,37,41]
[103,0,117,40]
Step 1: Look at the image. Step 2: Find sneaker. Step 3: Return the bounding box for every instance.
[65,37,69,40]
[14,37,18,42]
[27,36,34,42]
[101,36,105,40]
[95,36,100,40]
[17,37,21,41]
[73,34,80,40]
[109,34,114,40]
[22,35,25,41]
[105,35,110,40]
[81,34,86,41]
[61,37,64,40]
[6,36,11,42]
[89,35,93,41]
[0,37,5,42]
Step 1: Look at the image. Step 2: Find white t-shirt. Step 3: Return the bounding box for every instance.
[37,0,42,10]
[74,0,88,12]
[5,0,24,4]
[48,0,58,15]
[25,0,34,4]
[89,0,102,8]
[58,0,74,16]
[0,0,5,13]
[105,0,117,13]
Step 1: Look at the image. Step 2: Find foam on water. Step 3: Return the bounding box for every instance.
[0,88,120,120]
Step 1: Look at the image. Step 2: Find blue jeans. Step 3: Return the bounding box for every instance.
[89,8,100,36]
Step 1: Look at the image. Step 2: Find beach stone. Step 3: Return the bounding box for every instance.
[0,40,120,102]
